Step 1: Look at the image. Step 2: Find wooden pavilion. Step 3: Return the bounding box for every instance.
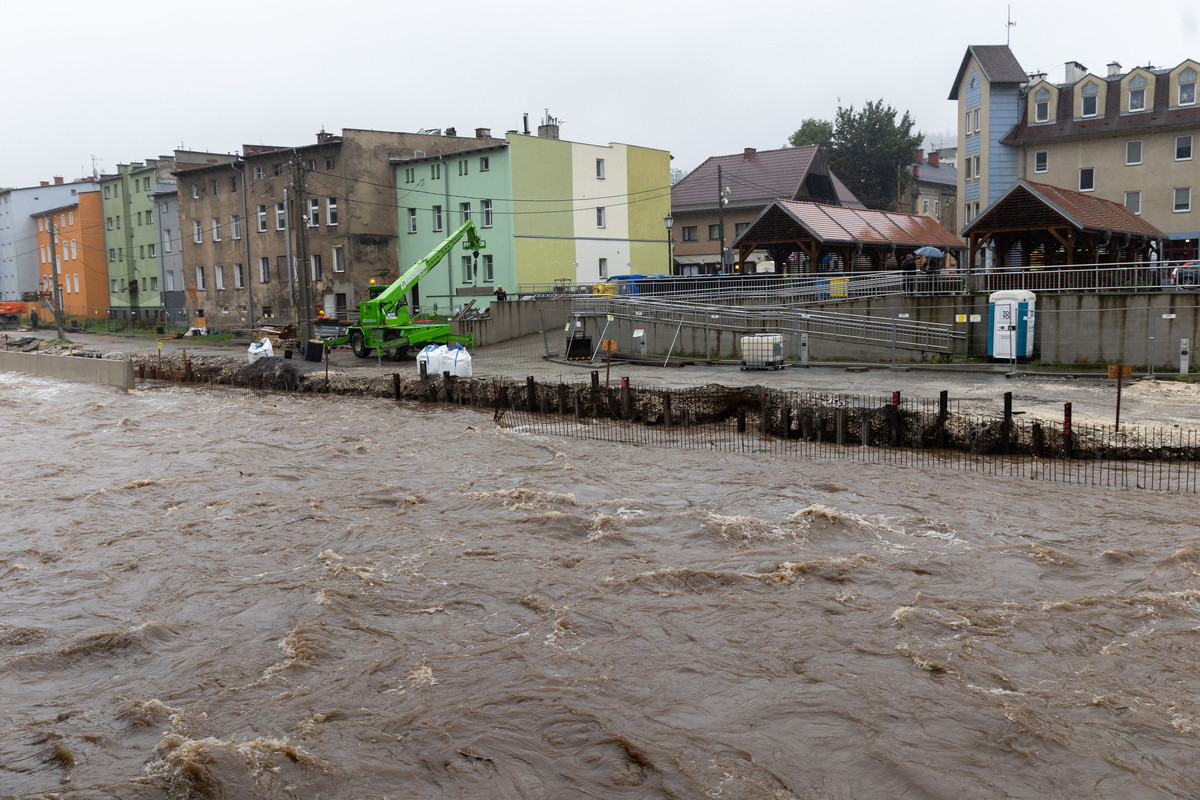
[731,199,965,273]
[963,180,1165,267]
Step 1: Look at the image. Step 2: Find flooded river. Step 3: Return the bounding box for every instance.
[3,372,1199,799]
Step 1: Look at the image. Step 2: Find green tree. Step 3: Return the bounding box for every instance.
[788,100,923,211]
[787,118,833,150]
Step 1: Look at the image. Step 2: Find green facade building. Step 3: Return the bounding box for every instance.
[101,161,169,321]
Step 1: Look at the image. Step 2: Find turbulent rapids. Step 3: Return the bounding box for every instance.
[2,372,1199,799]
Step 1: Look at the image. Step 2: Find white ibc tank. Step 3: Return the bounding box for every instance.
[740,334,785,370]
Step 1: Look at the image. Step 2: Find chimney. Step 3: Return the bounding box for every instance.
[1064,61,1088,83]
[744,147,756,158]
[445,127,456,137]
[915,149,925,164]
[316,129,335,143]
[523,113,530,135]
[928,151,940,167]
[475,127,491,139]
[913,165,920,179]
[54,176,64,185]
[40,181,49,186]
[538,122,560,140]
[1107,61,1122,78]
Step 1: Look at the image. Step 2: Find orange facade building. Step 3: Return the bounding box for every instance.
[34,188,107,320]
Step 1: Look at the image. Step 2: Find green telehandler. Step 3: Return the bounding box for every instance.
[324,220,485,359]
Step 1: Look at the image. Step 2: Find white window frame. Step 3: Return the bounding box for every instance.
[480,156,490,172]
[193,220,203,243]
[1175,187,1192,213]
[460,201,471,223]
[462,255,473,282]
[165,229,173,253]
[257,204,267,232]
[1124,191,1141,214]
[275,203,286,230]
[433,205,443,232]
[482,199,493,228]
[310,253,322,280]
[599,257,608,278]
[1126,140,1142,165]
[308,198,319,227]
[253,166,264,180]
[408,208,418,233]
[1034,150,1048,173]
[212,217,222,241]
[195,265,206,290]
[596,158,606,179]
[326,197,337,226]
[1129,86,1145,111]
[234,263,244,289]
[1081,82,1099,117]
[231,214,242,240]
[215,264,225,290]
[333,245,345,273]
[1179,68,1196,106]
[259,256,270,283]
[596,206,606,228]
[1079,167,1095,192]
[483,253,494,282]
[1176,135,1193,162]
[973,108,980,133]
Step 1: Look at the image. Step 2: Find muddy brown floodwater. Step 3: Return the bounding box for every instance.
[2,370,1199,799]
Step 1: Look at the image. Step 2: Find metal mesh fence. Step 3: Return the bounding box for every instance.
[474,378,1199,493]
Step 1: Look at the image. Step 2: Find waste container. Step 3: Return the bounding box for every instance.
[987,290,1035,360]
[740,334,785,370]
[566,335,592,360]
[305,340,324,362]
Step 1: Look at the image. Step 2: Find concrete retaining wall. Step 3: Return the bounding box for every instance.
[0,351,133,389]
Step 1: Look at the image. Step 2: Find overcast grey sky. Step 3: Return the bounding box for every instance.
[2,0,1196,189]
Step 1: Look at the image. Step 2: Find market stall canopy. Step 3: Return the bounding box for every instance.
[731,199,965,273]
[962,180,1166,266]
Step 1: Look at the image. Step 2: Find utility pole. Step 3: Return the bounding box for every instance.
[717,165,726,275]
[45,215,65,339]
[292,158,314,343]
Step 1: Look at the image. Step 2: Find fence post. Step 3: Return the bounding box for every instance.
[591,371,600,417]
[558,383,568,415]
[937,390,948,448]
[621,378,631,419]
[1002,391,1013,455]
[527,376,538,413]
[836,408,846,445]
[737,407,746,433]
[443,371,453,403]
[760,394,769,435]
[393,372,401,400]
[663,393,672,428]
[1064,403,1073,459]
[890,391,901,446]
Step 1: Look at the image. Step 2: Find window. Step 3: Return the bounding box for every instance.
[259,256,270,283]
[193,220,203,243]
[965,111,973,134]
[272,163,283,177]
[480,156,490,172]
[195,266,206,290]
[308,198,319,227]
[705,224,719,240]
[137,211,143,225]
[1175,187,1192,213]
[965,203,972,223]
[1079,167,1095,191]
[148,243,156,257]
[253,166,264,180]
[735,222,751,237]
[230,177,237,193]
[482,254,494,282]
[231,214,242,239]
[191,184,198,199]
[326,197,337,226]
[150,276,158,291]
[215,265,225,290]
[304,159,316,172]
[596,158,606,179]
[404,167,415,184]
[599,257,608,278]
[212,217,222,241]
[1180,67,1197,106]
[1126,140,1142,165]
[1081,81,1099,117]
[596,207,606,228]
[1036,89,1050,121]
[111,279,118,292]
[68,210,74,225]
[71,239,77,259]
[234,263,244,289]
[973,108,980,133]
[167,272,175,291]
[333,245,344,273]
[973,156,981,180]
[104,185,111,199]
[257,204,267,232]
[682,226,698,242]
[146,208,153,224]
[139,244,145,259]
[431,163,441,180]
[462,255,473,282]
[458,159,468,176]
[115,215,121,229]
[1177,135,1193,161]
[144,177,151,192]
[275,203,286,230]
[165,229,173,253]
[1034,150,1048,173]
[310,253,322,280]
[460,202,471,222]
[106,216,113,231]
[1125,191,1141,214]
[408,208,417,233]
[433,205,443,231]
[1129,74,1147,111]
[922,199,929,214]
[262,305,273,319]
[482,199,493,227]
[325,157,336,170]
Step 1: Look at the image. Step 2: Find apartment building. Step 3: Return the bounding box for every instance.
[32,187,105,320]
[0,178,97,301]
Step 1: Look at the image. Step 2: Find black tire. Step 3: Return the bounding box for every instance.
[350,330,369,358]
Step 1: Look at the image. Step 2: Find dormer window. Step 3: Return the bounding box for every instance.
[1081,82,1099,117]
[1034,88,1050,122]
[1180,68,1197,106]
[1129,74,1147,111]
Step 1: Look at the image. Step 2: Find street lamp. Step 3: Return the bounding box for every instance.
[664,213,674,275]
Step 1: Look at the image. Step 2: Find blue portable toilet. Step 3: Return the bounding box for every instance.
[988,290,1036,360]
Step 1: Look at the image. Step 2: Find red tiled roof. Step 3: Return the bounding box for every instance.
[741,200,963,249]
[972,181,1166,239]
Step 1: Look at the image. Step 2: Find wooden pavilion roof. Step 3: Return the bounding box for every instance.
[735,199,963,251]
[964,180,1165,240]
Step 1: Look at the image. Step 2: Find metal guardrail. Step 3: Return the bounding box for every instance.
[572,295,963,352]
